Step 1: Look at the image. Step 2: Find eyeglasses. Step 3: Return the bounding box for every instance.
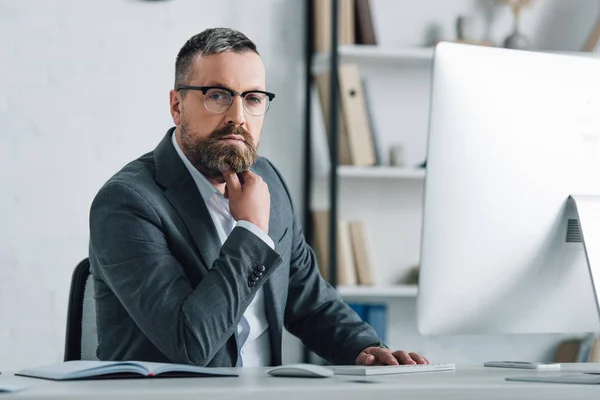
[177,85,275,116]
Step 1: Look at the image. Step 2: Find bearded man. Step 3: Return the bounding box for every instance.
[88,27,428,368]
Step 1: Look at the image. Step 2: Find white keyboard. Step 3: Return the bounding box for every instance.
[328,363,455,376]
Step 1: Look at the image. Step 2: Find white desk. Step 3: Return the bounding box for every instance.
[2,366,600,399]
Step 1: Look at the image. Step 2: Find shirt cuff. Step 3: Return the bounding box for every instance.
[236,220,275,249]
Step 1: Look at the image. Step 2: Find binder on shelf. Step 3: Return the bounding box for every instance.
[360,78,383,166]
[347,303,366,320]
[354,0,377,45]
[349,221,375,285]
[338,63,377,166]
[554,338,581,363]
[312,210,358,285]
[338,219,358,285]
[365,304,387,343]
[314,71,354,165]
[313,0,355,54]
[346,303,388,342]
[588,336,600,362]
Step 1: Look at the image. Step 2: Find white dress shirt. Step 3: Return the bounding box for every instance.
[171,132,272,367]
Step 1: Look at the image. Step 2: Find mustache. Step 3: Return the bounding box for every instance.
[211,125,253,144]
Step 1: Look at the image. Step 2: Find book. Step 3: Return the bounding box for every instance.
[312,209,332,280]
[354,0,377,45]
[364,304,387,343]
[313,0,355,53]
[346,303,387,342]
[360,78,383,166]
[348,221,375,285]
[314,71,354,165]
[554,338,581,363]
[338,64,376,166]
[311,211,357,285]
[337,219,358,285]
[588,336,600,362]
[347,303,366,319]
[15,360,238,381]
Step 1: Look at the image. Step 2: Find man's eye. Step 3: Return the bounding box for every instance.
[246,95,262,103]
[209,93,226,100]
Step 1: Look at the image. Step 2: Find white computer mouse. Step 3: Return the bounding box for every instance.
[267,363,334,378]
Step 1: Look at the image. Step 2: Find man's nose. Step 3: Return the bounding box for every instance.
[225,95,246,126]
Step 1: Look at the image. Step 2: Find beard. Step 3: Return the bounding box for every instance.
[179,120,258,179]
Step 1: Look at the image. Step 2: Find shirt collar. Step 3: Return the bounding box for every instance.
[171,130,220,202]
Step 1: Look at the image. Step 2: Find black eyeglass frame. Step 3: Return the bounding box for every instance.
[176,85,275,115]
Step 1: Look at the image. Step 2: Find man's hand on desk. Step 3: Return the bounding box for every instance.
[356,347,430,366]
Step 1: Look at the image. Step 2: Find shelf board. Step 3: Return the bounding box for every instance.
[337,166,425,179]
[337,285,418,298]
[313,45,434,71]
[312,46,600,72]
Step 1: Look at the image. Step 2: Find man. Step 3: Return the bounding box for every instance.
[89,27,428,367]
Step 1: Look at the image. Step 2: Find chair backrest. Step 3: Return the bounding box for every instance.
[64,258,99,361]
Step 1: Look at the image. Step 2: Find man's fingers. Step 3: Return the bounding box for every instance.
[369,348,398,366]
[393,350,417,365]
[355,351,373,365]
[409,352,428,365]
[222,169,242,196]
[238,170,258,185]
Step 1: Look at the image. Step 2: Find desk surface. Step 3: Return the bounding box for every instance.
[2,365,600,400]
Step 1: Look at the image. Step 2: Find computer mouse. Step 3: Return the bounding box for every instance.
[267,363,334,378]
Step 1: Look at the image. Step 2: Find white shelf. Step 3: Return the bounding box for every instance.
[337,166,425,179]
[337,285,418,298]
[313,45,434,71]
[312,45,600,73]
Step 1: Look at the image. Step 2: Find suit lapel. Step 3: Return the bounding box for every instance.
[154,128,222,272]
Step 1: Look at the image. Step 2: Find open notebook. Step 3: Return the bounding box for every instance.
[15,360,239,381]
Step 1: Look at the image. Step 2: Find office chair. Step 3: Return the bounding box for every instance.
[64,258,99,361]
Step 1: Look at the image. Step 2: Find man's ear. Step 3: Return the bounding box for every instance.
[169,90,182,125]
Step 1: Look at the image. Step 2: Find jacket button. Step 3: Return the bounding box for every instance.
[257,264,266,273]
[250,274,260,282]
[248,280,257,287]
[254,270,264,277]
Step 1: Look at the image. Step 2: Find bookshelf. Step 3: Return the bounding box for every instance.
[302,0,600,366]
[312,46,600,74]
[312,45,434,71]
[305,0,430,298]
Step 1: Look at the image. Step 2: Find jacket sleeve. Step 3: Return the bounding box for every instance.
[266,163,383,365]
[89,182,282,366]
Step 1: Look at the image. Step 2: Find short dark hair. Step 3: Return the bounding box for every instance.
[175,28,259,90]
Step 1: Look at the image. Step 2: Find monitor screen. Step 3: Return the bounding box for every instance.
[417,43,600,335]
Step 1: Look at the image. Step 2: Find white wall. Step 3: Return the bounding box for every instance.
[0,0,305,370]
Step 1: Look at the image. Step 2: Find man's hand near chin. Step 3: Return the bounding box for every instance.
[356,347,430,366]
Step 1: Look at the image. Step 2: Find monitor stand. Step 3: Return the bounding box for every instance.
[569,195,600,319]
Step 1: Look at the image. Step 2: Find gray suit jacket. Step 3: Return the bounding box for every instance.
[89,128,382,367]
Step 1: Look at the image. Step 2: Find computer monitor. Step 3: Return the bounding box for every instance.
[417,43,600,335]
